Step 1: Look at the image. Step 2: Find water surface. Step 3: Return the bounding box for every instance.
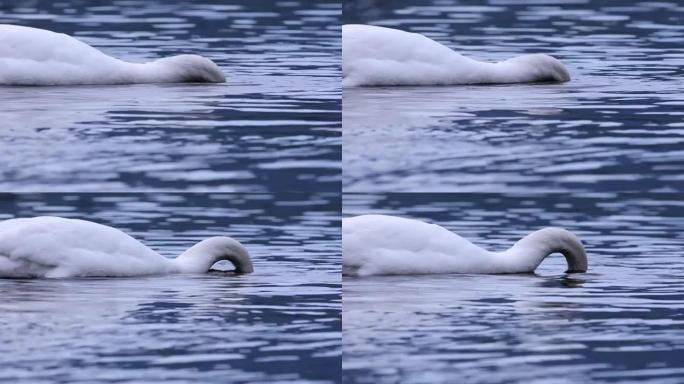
[343,0,684,192]
[0,193,341,383]
[343,193,684,383]
[1,0,341,192]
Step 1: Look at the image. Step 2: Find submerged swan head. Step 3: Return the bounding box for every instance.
[503,227,587,273]
[151,54,226,83]
[498,54,570,83]
[174,236,253,274]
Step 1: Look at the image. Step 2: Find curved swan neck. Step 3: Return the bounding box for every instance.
[174,237,253,274]
[122,55,225,84]
[468,54,570,84]
[504,227,587,273]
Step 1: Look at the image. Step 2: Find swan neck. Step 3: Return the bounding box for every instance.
[505,228,587,273]
[478,60,535,84]
[460,60,523,84]
[491,55,570,83]
[119,60,191,83]
[173,237,253,274]
[126,61,175,83]
[480,61,511,83]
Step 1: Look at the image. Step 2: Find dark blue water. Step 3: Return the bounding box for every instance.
[0,193,341,383]
[343,193,684,383]
[343,0,684,193]
[0,0,341,192]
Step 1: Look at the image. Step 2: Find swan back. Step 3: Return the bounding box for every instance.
[343,24,476,87]
[0,24,114,64]
[174,236,253,274]
[343,24,460,66]
[0,24,122,85]
[0,216,169,278]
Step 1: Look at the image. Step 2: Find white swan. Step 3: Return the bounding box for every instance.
[342,24,570,87]
[0,216,252,278]
[343,215,586,276]
[0,24,225,86]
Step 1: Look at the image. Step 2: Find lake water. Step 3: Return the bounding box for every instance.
[0,193,341,383]
[343,193,684,383]
[343,0,684,193]
[0,0,341,192]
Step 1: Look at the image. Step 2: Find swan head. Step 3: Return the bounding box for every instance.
[174,236,253,274]
[153,54,226,83]
[506,227,587,273]
[500,54,570,83]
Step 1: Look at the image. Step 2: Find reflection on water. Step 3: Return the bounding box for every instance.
[343,193,684,383]
[0,0,341,192]
[0,193,341,383]
[343,0,684,192]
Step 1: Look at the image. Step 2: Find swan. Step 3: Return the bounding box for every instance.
[343,215,586,276]
[0,24,225,86]
[342,24,570,87]
[0,216,253,278]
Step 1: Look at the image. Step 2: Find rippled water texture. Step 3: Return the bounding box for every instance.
[343,193,684,383]
[343,0,684,192]
[0,0,340,192]
[0,193,341,383]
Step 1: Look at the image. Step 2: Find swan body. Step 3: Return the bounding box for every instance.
[0,25,225,86]
[0,216,252,278]
[342,24,570,87]
[343,215,586,276]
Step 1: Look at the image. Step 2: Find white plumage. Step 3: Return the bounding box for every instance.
[342,24,570,87]
[343,215,586,276]
[0,24,225,86]
[0,216,252,278]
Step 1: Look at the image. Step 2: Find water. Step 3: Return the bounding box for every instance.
[343,0,684,192]
[0,0,341,192]
[0,193,341,383]
[343,193,684,383]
